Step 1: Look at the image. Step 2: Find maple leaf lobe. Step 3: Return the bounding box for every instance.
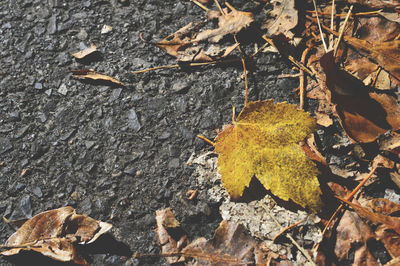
[215,100,322,211]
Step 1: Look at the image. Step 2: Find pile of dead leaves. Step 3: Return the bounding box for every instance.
[144,0,400,265]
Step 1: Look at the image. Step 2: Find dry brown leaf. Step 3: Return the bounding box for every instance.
[157,4,252,63]
[71,43,98,59]
[339,197,400,235]
[346,0,400,9]
[376,226,400,259]
[157,22,207,61]
[378,131,400,154]
[368,198,400,216]
[341,197,400,260]
[322,24,400,81]
[0,206,112,265]
[182,220,270,265]
[155,208,189,264]
[320,51,400,143]
[71,69,125,87]
[194,6,253,43]
[334,209,379,265]
[315,112,333,127]
[378,11,400,24]
[261,0,298,38]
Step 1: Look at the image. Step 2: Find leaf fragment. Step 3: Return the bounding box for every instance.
[70,43,98,59]
[214,100,322,211]
[182,220,270,265]
[71,69,125,87]
[155,208,189,264]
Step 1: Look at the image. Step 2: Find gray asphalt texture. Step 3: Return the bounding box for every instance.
[0,0,310,265]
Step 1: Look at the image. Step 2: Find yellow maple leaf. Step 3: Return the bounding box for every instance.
[214,100,323,211]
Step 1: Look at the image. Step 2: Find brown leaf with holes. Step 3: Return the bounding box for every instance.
[261,0,298,38]
[71,43,98,59]
[320,51,400,143]
[0,206,112,265]
[182,220,270,265]
[155,208,189,264]
[71,69,125,87]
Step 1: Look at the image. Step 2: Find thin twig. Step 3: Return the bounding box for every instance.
[333,5,354,57]
[196,135,216,146]
[213,0,225,15]
[312,0,328,52]
[299,47,311,109]
[134,251,245,264]
[315,167,378,252]
[261,203,316,266]
[191,0,209,11]
[273,218,307,242]
[131,58,242,74]
[234,36,248,107]
[278,73,301,79]
[262,36,314,77]
[306,10,381,17]
[370,67,382,88]
[329,0,335,50]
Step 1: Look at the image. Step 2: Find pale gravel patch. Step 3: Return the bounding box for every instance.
[188,151,323,262]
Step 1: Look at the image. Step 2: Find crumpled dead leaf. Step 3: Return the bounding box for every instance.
[334,208,379,265]
[71,43,98,59]
[320,51,400,143]
[323,25,400,81]
[182,220,270,265]
[261,0,298,38]
[157,4,252,62]
[340,196,400,260]
[338,196,400,235]
[71,69,125,87]
[155,208,189,264]
[194,4,253,43]
[0,206,112,265]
